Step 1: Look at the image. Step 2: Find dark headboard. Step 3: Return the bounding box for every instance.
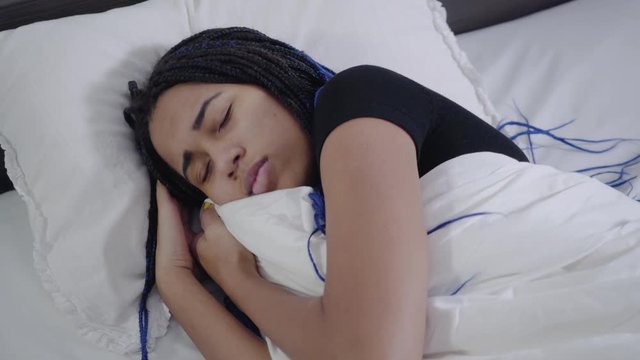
[0,150,11,194]
[441,0,573,34]
[0,0,575,33]
[0,0,145,32]
[0,0,574,194]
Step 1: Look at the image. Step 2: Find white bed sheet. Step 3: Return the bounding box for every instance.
[0,190,204,360]
[457,0,640,200]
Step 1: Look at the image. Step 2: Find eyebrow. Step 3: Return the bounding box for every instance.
[192,92,221,130]
[182,92,221,180]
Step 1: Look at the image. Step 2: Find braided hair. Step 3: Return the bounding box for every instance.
[122,27,334,359]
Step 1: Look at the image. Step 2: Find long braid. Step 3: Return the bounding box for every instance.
[137,174,157,360]
[123,27,334,359]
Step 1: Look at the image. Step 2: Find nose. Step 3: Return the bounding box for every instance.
[213,143,245,179]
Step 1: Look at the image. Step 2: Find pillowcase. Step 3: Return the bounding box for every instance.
[0,0,498,355]
[457,0,640,200]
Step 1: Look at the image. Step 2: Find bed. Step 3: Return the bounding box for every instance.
[1,0,638,359]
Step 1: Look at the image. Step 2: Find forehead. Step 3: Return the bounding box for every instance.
[148,83,224,172]
[154,82,222,115]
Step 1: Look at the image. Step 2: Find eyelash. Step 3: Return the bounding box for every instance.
[201,104,232,184]
[218,104,232,132]
[201,160,211,184]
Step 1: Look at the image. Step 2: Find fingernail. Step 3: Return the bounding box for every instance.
[200,198,214,221]
[202,198,214,211]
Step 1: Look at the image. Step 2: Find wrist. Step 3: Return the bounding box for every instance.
[156,266,196,298]
[200,256,259,288]
[216,261,261,297]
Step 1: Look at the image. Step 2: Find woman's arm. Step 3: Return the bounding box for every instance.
[157,269,270,360]
[221,117,429,359]
[154,183,270,360]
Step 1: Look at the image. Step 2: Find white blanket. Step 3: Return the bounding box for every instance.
[214,152,640,359]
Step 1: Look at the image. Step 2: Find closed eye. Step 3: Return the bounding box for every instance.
[200,160,211,184]
[218,104,232,132]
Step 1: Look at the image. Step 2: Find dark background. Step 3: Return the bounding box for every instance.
[0,0,573,194]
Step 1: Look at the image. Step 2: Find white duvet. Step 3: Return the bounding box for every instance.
[214,152,640,359]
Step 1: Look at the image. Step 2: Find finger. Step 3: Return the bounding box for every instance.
[179,204,198,237]
[156,180,164,192]
[155,182,186,243]
[156,182,177,212]
[156,181,169,200]
[199,199,221,230]
[193,232,216,279]
[190,232,205,264]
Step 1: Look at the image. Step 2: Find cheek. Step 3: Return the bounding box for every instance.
[204,185,224,205]
[282,129,313,174]
[206,172,244,202]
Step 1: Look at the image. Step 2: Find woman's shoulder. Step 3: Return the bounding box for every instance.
[311,64,426,169]
[315,64,407,102]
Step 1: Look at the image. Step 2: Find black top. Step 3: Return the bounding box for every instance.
[310,65,528,188]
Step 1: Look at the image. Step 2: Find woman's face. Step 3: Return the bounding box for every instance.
[149,82,315,205]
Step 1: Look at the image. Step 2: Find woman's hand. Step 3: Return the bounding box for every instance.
[155,181,257,289]
[195,201,258,289]
[155,182,197,282]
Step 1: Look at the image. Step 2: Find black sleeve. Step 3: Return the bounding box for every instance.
[311,64,528,177]
[311,65,433,167]
[0,149,14,194]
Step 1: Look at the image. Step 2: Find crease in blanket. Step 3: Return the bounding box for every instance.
[305,189,498,289]
[214,152,640,359]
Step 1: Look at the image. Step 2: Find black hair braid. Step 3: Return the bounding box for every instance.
[122,26,334,359]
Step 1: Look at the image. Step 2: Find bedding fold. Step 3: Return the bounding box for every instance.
[215,152,640,359]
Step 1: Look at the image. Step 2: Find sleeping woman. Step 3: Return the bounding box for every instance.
[123,26,632,359]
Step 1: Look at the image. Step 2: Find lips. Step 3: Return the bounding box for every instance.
[244,157,268,195]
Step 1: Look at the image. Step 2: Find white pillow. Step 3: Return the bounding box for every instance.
[0,0,497,355]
